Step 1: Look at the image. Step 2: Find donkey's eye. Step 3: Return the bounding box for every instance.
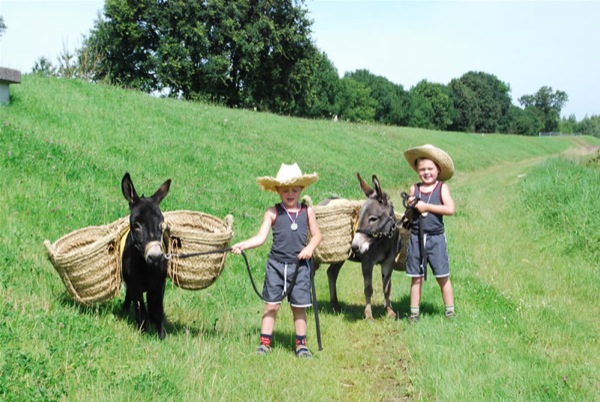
[369,216,378,223]
[133,222,143,232]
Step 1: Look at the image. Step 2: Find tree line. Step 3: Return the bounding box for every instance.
[14,1,600,137]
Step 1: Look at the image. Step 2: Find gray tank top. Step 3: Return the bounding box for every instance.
[269,203,309,263]
[411,182,445,235]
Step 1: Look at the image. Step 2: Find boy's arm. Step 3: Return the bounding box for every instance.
[298,206,322,260]
[231,208,275,254]
[419,183,455,216]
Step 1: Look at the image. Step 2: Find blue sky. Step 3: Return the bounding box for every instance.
[1,0,598,119]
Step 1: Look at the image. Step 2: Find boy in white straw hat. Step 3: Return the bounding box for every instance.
[232,162,322,357]
[403,144,456,322]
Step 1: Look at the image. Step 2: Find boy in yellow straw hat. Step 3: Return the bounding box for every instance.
[232,162,322,357]
[403,144,456,322]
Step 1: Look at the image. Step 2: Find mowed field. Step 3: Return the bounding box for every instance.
[1,75,599,401]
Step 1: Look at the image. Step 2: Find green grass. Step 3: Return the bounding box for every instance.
[1,75,599,401]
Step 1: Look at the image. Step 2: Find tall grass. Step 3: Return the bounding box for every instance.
[1,75,599,400]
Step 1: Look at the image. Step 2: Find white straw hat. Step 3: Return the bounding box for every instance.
[404,144,454,181]
[256,163,319,193]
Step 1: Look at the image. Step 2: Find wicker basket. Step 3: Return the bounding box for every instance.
[312,199,364,264]
[164,211,234,290]
[43,216,129,305]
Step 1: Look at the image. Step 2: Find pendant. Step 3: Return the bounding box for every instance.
[290,223,298,231]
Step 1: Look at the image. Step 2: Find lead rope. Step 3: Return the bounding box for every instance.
[165,248,321,350]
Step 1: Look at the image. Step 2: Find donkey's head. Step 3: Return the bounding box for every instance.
[121,173,171,265]
[351,173,396,255]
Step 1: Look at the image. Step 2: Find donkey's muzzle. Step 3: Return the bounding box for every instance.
[351,232,371,255]
[144,241,164,264]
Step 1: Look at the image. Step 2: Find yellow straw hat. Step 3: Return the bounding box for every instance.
[256,163,319,193]
[404,144,454,181]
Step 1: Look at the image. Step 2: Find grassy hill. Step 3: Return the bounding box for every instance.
[1,75,599,401]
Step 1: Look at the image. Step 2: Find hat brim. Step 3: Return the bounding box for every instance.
[256,173,319,193]
[404,144,454,181]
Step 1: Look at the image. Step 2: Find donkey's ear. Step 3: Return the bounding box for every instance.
[372,175,387,204]
[152,179,171,204]
[357,173,374,197]
[372,175,382,196]
[121,173,139,206]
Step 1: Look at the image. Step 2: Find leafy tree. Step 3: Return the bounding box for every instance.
[0,16,6,37]
[449,71,512,133]
[408,80,454,130]
[560,114,578,135]
[86,0,161,92]
[407,94,435,129]
[84,0,316,114]
[296,51,340,119]
[518,86,568,133]
[336,76,377,122]
[32,56,57,77]
[504,105,543,136]
[576,115,600,138]
[345,69,410,126]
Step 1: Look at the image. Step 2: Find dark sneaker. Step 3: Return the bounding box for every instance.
[256,344,272,355]
[295,345,312,358]
[408,313,420,323]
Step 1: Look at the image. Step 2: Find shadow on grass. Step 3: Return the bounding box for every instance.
[57,292,250,341]
[394,293,444,320]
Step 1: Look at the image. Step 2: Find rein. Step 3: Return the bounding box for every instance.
[163,247,233,260]
[399,191,428,281]
[163,247,322,350]
[163,247,300,302]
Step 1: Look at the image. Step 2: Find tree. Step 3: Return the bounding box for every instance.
[504,105,543,136]
[84,0,317,115]
[0,16,6,38]
[560,114,578,135]
[296,51,340,119]
[518,86,568,133]
[336,76,377,122]
[408,80,455,130]
[449,71,512,133]
[345,69,410,126]
[576,115,600,138]
[32,56,57,77]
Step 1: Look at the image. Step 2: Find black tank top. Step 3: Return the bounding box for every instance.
[411,182,445,235]
[269,203,309,263]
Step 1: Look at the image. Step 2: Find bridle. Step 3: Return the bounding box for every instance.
[355,205,398,239]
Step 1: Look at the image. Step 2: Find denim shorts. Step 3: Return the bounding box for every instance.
[262,258,312,307]
[406,233,450,278]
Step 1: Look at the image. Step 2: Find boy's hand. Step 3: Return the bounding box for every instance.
[298,246,314,260]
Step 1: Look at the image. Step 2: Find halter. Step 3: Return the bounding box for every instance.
[355,206,398,239]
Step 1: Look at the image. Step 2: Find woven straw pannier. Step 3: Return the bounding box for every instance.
[43,216,130,305]
[164,211,234,290]
[312,199,364,264]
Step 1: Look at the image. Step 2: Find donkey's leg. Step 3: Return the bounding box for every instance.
[361,261,375,320]
[326,262,344,313]
[127,287,148,333]
[147,283,166,340]
[122,287,132,313]
[131,290,148,331]
[381,262,396,318]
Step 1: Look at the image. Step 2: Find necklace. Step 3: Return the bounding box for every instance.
[420,181,437,217]
[282,203,299,231]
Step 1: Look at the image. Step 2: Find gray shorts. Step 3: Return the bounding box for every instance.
[406,233,450,278]
[263,258,312,307]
